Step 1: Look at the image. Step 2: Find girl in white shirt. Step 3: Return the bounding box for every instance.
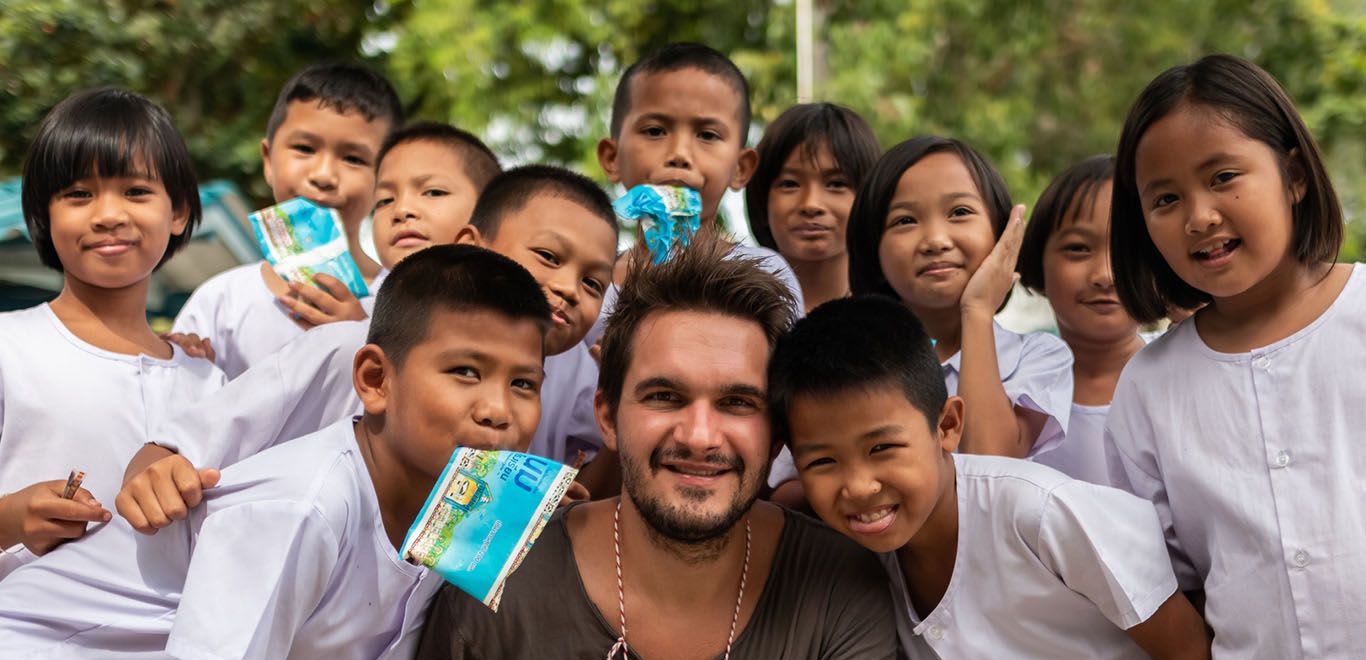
[1016,155,1142,485]
[1105,54,1366,657]
[846,136,1073,459]
[0,88,224,574]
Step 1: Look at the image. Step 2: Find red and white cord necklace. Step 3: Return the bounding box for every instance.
[606,499,751,660]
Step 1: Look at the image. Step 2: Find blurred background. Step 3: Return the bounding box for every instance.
[0,0,1362,328]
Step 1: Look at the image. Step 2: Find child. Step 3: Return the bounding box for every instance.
[1105,54,1365,656]
[583,42,805,350]
[0,245,553,659]
[169,62,403,378]
[0,88,224,577]
[745,102,881,313]
[1015,155,1142,485]
[117,164,617,531]
[846,136,1073,458]
[768,296,1210,658]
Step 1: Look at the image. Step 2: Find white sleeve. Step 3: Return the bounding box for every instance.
[767,447,798,488]
[172,278,222,342]
[1008,332,1074,457]
[1033,480,1178,629]
[157,322,365,469]
[166,502,340,660]
[1104,376,1201,590]
[563,374,604,461]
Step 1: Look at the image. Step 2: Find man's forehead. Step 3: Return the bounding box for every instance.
[625,310,768,387]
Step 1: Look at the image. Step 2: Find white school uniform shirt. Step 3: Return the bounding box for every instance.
[1033,403,1111,486]
[768,323,1074,487]
[0,420,439,660]
[528,342,603,463]
[172,262,309,379]
[1105,264,1366,658]
[0,304,225,578]
[883,454,1177,659]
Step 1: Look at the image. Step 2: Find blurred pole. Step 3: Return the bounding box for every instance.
[797,0,813,101]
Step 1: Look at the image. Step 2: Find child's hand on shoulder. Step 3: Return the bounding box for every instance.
[0,480,111,554]
[961,204,1027,318]
[162,332,216,362]
[115,454,220,534]
[277,273,368,328]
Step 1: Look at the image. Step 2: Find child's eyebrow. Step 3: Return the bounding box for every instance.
[939,191,982,205]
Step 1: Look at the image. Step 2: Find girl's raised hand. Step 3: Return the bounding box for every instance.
[0,480,111,555]
[961,204,1027,317]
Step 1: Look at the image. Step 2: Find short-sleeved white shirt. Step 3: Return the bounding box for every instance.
[0,420,439,660]
[1032,403,1111,486]
[172,262,308,379]
[884,454,1176,659]
[768,323,1074,487]
[1106,264,1366,658]
[528,343,603,463]
[0,304,225,577]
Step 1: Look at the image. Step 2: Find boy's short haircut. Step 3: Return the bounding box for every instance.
[21,87,202,272]
[745,103,881,250]
[377,121,502,191]
[367,244,551,368]
[265,62,404,143]
[468,165,618,241]
[609,42,751,140]
[597,232,796,417]
[767,295,948,445]
[1017,155,1115,294]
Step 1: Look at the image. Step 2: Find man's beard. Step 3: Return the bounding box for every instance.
[620,441,768,551]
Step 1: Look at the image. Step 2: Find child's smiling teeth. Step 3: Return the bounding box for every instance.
[1194,238,1241,260]
[853,506,895,524]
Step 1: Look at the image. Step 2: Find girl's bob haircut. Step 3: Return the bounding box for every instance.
[21,87,201,272]
[1018,155,1116,294]
[1111,54,1342,323]
[847,136,1012,298]
[745,103,881,250]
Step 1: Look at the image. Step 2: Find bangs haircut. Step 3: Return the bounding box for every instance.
[1112,54,1343,323]
[21,87,201,272]
[377,121,502,191]
[367,243,551,368]
[597,232,797,417]
[768,295,948,446]
[1018,155,1115,294]
[745,103,881,250]
[265,62,404,143]
[609,42,751,140]
[848,136,1013,298]
[468,165,617,241]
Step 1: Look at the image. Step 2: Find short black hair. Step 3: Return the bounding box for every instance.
[367,244,551,368]
[1018,155,1115,294]
[847,136,1012,298]
[1112,54,1343,324]
[265,62,404,143]
[598,232,796,418]
[745,103,881,250]
[21,87,201,272]
[468,165,617,241]
[609,42,751,140]
[377,121,502,191]
[768,295,948,446]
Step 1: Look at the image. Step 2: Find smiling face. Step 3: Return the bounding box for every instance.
[370,307,546,480]
[877,152,998,313]
[261,100,390,229]
[598,67,756,222]
[372,140,482,269]
[48,172,189,290]
[789,385,961,553]
[766,141,854,265]
[597,310,772,543]
[1134,104,1304,303]
[1042,181,1140,345]
[469,195,617,356]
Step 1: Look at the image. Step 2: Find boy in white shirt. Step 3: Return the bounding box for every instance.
[766,295,1210,659]
[0,244,553,659]
[169,63,403,378]
[117,163,618,532]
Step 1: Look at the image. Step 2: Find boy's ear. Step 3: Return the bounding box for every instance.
[1287,147,1308,204]
[936,396,965,454]
[454,225,484,247]
[729,147,759,191]
[597,137,623,184]
[353,344,392,415]
[260,138,275,188]
[593,390,619,452]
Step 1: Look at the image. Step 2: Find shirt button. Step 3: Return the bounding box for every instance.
[1293,550,1310,567]
[1272,451,1292,468]
[1254,356,1272,370]
[927,625,945,640]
